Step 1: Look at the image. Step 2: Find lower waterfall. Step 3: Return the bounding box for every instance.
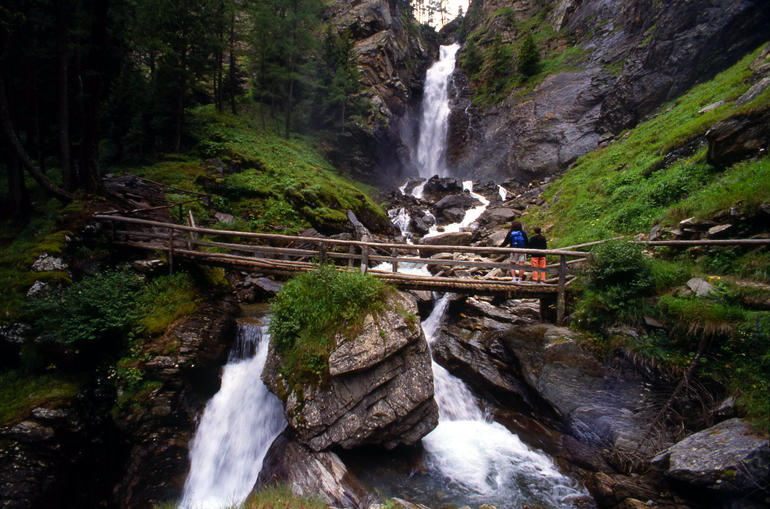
[180,322,286,509]
[419,296,592,508]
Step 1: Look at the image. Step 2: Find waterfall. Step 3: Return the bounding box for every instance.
[420,296,591,507]
[180,322,286,509]
[413,43,460,194]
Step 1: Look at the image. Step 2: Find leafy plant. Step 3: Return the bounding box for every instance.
[26,270,143,346]
[269,265,387,387]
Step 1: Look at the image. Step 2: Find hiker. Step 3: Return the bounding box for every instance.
[529,227,547,283]
[500,220,528,282]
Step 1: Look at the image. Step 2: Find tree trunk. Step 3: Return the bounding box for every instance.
[228,10,237,114]
[56,0,73,190]
[0,77,74,202]
[6,147,31,221]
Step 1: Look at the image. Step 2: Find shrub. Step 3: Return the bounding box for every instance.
[269,265,387,386]
[26,270,142,346]
[589,241,653,294]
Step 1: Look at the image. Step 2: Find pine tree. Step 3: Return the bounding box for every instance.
[518,33,540,77]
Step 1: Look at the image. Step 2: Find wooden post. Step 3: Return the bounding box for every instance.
[187,209,197,250]
[391,247,398,273]
[168,228,175,274]
[177,204,183,222]
[361,244,369,274]
[348,244,355,269]
[319,241,327,265]
[557,254,567,324]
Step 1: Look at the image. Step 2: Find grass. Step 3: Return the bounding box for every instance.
[242,485,328,509]
[137,273,200,336]
[0,371,81,426]
[115,107,389,235]
[269,265,388,389]
[521,43,769,247]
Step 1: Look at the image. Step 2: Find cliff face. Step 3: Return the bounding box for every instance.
[323,0,438,185]
[445,0,770,182]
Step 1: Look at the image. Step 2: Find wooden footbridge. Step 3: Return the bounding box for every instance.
[95,214,591,322]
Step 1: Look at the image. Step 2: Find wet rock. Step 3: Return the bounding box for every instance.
[420,231,473,246]
[651,418,769,494]
[256,431,371,508]
[434,193,480,215]
[131,259,166,273]
[31,253,67,272]
[707,224,733,238]
[263,291,438,451]
[421,176,463,202]
[478,206,520,227]
[25,280,51,298]
[112,298,238,508]
[499,325,666,462]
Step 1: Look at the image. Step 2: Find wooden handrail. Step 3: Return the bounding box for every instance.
[93,214,588,257]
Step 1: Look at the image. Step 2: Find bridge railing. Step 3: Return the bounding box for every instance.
[94,214,589,322]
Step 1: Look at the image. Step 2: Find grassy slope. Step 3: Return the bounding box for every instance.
[521,44,770,248]
[119,106,387,235]
[518,43,770,430]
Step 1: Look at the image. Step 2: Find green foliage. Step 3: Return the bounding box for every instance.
[573,241,654,328]
[243,485,327,509]
[137,273,199,335]
[0,371,81,426]
[25,271,143,346]
[269,266,387,387]
[521,44,767,247]
[517,33,540,77]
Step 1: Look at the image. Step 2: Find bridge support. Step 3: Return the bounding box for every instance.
[556,255,567,324]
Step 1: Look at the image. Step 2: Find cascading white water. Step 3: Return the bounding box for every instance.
[180,322,286,509]
[420,296,591,507]
[412,43,460,198]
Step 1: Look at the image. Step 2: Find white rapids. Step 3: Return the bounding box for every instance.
[180,322,286,509]
[420,296,591,507]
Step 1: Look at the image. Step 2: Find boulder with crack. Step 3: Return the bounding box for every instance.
[262,291,438,451]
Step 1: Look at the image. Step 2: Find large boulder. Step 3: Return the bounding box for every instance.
[262,291,438,451]
[256,431,371,508]
[706,107,770,167]
[651,418,769,494]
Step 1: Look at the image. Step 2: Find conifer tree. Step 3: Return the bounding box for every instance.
[518,33,540,77]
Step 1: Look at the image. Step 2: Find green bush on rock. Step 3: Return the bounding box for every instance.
[269,265,387,386]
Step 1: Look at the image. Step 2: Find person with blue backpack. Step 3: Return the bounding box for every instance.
[500,221,528,282]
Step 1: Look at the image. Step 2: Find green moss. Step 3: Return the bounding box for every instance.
[0,371,81,426]
[269,266,388,388]
[137,273,200,336]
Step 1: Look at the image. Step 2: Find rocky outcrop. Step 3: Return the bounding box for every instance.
[262,291,438,451]
[323,0,437,185]
[447,0,770,182]
[706,107,770,168]
[256,431,372,508]
[651,418,769,495]
[112,298,238,508]
[0,402,117,509]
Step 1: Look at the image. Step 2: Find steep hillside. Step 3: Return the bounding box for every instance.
[445,0,769,182]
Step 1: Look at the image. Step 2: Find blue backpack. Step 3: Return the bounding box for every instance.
[509,230,525,247]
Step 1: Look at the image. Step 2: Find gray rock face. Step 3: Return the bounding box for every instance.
[447,0,770,182]
[262,291,438,451]
[651,418,769,494]
[256,431,371,508]
[706,107,770,168]
[420,231,474,246]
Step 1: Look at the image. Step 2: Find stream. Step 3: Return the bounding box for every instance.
[178,44,594,509]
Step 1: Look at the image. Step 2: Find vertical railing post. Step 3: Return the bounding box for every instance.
[348,244,355,269]
[391,247,398,273]
[360,244,369,274]
[177,204,183,222]
[557,254,567,324]
[168,227,175,275]
[319,241,327,265]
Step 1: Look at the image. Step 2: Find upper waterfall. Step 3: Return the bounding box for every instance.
[416,43,460,179]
